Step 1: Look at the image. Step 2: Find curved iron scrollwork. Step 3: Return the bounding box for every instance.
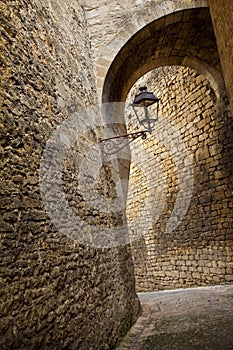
[98,130,150,156]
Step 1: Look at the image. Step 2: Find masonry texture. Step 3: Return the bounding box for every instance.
[208,0,233,112]
[126,65,233,291]
[0,1,139,349]
[1,0,233,349]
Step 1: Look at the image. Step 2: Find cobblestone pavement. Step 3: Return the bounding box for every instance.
[115,285,233,350]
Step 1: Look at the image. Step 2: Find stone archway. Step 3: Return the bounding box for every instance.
[95,1,210,101]
[98,5,228,194]
[99,5,233,291]
[101,7,225,105]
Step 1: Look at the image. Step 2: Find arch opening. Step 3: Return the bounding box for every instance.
[102,7,225,107]
[101,6,233,291]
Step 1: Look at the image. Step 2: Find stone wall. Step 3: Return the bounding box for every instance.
[1,0,233,347]
[126,66,233,291]
[208,0,233,112]
[0,1,139,349]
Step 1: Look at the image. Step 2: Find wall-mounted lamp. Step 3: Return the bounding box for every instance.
[99,86,159,155]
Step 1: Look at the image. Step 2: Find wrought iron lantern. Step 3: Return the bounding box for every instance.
[99,86,159,155]
[131,86,159,134]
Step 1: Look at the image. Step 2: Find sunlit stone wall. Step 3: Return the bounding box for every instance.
[126,66,233,291]
[0,1,139,349]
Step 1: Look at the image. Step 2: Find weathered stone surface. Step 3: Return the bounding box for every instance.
[126,66,233,291]
[1,0,233,348]
[0,1,139,349]
[208,0,233,112]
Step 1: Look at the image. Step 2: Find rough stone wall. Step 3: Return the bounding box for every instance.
[126,66,233,291]
[208,0,233,112]
[0,1,139,349]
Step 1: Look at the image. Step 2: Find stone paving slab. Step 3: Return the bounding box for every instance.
[115,285,233,350]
